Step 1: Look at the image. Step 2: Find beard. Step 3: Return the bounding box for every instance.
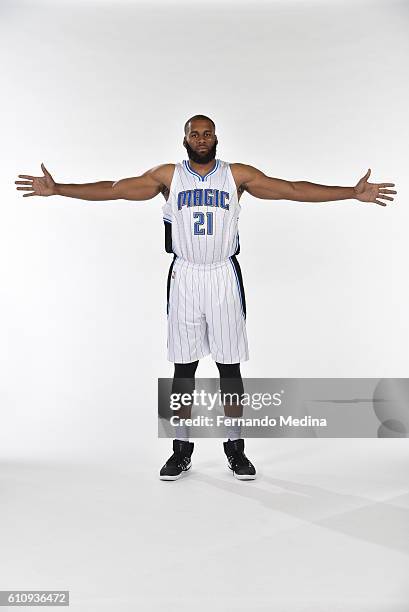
[184,139,218,164]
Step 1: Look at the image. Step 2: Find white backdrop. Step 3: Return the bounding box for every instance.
[1,3,409,611]
[1,0,408,462]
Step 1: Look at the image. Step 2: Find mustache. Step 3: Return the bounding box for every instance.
[184,139,218,164]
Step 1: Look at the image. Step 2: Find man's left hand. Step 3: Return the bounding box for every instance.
[354,169,396,206]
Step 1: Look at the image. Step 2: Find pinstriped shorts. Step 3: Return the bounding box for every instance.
[166,255,249,364]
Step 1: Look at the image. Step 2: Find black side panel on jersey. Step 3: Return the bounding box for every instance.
[230,255,246,319]
[167,254,177,315]
[164,221,173,253]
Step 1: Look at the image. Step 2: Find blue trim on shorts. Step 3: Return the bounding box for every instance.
[229,256,245,319]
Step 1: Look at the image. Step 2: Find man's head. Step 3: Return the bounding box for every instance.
[183,115,218,164]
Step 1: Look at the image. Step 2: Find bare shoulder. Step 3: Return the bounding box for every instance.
[143,163,175,189]
[142,163,175,201]
[229,162,264,191]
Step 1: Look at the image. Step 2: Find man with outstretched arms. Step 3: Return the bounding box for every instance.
[15,114,397,481]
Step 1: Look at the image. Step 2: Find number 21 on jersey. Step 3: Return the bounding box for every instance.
[193,211,214,235]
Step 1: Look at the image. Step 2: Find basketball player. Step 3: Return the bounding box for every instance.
[15,114,397,481]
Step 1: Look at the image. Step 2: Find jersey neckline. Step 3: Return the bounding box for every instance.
[183,158,220,182]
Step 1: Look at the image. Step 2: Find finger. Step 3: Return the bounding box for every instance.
[18,174,35,179]
[41,162,51,176]
[22,192,36,197]
[15,180,33,185]
[375,199,386,206]
[16,186,35,191]
[378,189,397,194]
[378,183,395,187]
[377,195,394,201]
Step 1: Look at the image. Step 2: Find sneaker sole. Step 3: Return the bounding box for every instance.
[159,464,191,481]
[234,472,256,480]
[227,464,256,480]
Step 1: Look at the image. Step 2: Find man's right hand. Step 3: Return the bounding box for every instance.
[15,163,56,197]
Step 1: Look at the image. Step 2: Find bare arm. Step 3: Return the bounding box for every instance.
[15,163,174,201]
[231,163,396,207]
[56,180,121,201]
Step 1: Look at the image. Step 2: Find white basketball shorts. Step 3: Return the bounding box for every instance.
[166,256,249,364]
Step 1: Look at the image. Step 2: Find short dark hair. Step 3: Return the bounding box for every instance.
[184,114,216,135]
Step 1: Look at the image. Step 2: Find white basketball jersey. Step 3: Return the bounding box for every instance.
[162,158,241,264]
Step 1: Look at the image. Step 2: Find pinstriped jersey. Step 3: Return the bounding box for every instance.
[162,158,241,264]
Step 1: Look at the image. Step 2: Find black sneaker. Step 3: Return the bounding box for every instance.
[223,439,256,480]
[159,440,194,481]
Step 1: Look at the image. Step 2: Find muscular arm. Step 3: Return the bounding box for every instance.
[16,163,174,201]
[111,164,174,201]
[231,163,354,203]
[56,164,174,200]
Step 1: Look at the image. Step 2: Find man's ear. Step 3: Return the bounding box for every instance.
[183,138,187,148]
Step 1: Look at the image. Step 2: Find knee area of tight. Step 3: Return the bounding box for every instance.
[216,362,242,379]
[216,363,244,398]
[172,361,198,397]
[174,361,199,378]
